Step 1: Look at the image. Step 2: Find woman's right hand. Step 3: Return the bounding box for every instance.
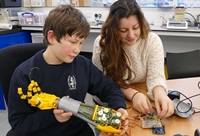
[53,108,73,123]
[132,92,153,113]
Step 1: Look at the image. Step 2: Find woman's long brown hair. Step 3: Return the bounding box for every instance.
[99,0,150,88]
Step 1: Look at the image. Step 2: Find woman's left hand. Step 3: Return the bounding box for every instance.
[153,87,174,118]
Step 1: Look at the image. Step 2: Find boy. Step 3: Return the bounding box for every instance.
[8,4,128,136]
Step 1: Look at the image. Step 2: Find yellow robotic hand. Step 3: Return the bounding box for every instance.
[18,80,59,110]
[17,80,123,134]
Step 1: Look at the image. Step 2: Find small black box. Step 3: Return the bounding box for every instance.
[168,90,180,100]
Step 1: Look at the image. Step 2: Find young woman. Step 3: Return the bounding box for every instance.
[92,0,174,118]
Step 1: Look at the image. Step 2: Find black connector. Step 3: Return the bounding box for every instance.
[167,90,180,100]
[94,14,98,18]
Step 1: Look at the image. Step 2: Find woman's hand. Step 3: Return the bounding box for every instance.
[153,86,174,118]
[120,87,153,114]
[132,92,153,113]
[53,108,73,123]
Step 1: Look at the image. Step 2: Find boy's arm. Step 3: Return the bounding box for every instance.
[88,62,126,110]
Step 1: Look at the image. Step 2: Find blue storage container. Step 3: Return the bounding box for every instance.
[0,31,32,110]
[0,86,6,110]
[0,31,32,50]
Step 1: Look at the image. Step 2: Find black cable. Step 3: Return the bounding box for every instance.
[169,91,200,114]
[185,18,191,23]
[185,12,197,26]
[168,80,200,116]
[198,81,200,89]
[160,16,167,24]
[195,111,200,113]
[175,91,193,113]
[177,93,200,114]
[184,18,192,26]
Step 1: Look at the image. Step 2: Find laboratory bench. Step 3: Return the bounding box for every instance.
[21,25,200,37]
[150,25,200,37]
[21,25,200,55]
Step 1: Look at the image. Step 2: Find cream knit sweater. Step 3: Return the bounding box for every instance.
[92,32,167,100]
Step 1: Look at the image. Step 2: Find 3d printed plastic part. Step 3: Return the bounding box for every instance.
[17,80,123,133]
[57,97,122,133]
[173,98,195,118]
[168,90,195,118]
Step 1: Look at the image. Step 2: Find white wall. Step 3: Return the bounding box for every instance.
[77,7,200,55]
[28,6,200,25]
[74,7,200,26]
[28,6,200,55]
[160,35,200,56]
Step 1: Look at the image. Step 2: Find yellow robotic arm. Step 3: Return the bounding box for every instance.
[17,80,123,134]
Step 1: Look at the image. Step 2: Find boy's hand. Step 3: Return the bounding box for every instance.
[105,108,128,136]
[53,108,73,123]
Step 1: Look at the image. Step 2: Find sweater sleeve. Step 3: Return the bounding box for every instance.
[92,35,104,71]
[146,33,168,100]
